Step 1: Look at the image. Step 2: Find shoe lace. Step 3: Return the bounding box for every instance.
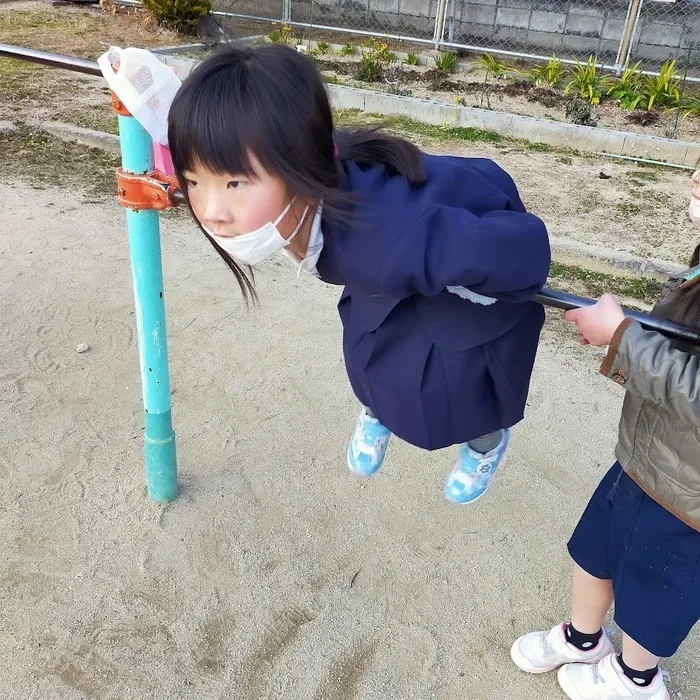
[591,663,603,685]
[539,632,555,658]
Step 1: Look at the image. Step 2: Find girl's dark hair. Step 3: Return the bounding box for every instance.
[168,44,426,301]
[656,241,700,332]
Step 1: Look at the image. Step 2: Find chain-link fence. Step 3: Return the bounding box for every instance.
[214,0,700,79]
[626,0,699,72]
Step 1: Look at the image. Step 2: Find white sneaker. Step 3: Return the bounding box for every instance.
[511,623,613,674]
[558,653,670,700]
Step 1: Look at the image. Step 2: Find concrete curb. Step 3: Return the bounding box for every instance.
[40,121,120,155]
[549,235,683,279]
[34,119,684,281]
[326,84,700,168]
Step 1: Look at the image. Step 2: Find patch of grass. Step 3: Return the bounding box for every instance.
[557,156,573,165]
[322,74,342,85]
[627,169,660,183]
[340,43,357,56]
[56,107,119,135]
[334,110,590,159]
[616,201,642,216]
[527,142,555,153]
[0,59,45,104]
[0,126,120,198]
[550,261,663,305]
[368,113,504,144]
[577,190,602,213]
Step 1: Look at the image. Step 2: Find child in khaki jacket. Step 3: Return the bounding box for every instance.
[510,175,700,700]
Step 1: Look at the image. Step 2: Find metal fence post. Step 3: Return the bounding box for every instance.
[283,0,292,23]
[433,0,449,50]
[615,0,644,74]
[116,109,179,502]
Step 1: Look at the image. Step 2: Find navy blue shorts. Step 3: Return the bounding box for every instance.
[568,463,700,657]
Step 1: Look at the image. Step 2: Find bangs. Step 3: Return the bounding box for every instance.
[168,52,275,180]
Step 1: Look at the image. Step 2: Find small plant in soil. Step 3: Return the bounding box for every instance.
[471,53,509,108]
[341,43,357,56]
[607,61,645,110]
[565,97,599,126]
[682,93,700,119]
[640,60,681,111]
[434,51,459,73]
[268,22,295,45]
[522,54,565,89]
[316,41,330,54]
[472,53,510,80]
[405,52,419,66]
[565,56,611,105]
[356,56,383,82]
[356,38,396,82]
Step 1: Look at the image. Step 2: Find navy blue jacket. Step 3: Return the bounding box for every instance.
[316,155,550,450]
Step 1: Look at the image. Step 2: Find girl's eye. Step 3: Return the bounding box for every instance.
[227,180,245,190]
[186,179,198,188]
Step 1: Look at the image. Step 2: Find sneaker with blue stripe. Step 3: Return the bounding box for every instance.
[347,408,392,477]
[444,428,511,504]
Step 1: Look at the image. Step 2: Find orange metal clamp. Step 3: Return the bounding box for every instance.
[116,169,181,211]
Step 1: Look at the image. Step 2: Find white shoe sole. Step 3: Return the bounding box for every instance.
[510,640,562,674]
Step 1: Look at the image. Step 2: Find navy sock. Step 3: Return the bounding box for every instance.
[617,654,658,688]
[565,623,602,651]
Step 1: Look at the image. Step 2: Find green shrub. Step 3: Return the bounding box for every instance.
[142,0,211,34]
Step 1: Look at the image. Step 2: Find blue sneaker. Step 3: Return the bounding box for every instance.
[347,408,392,477]
[444,429,511,504]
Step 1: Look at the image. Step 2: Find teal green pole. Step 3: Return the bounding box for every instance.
[118,114,178,501]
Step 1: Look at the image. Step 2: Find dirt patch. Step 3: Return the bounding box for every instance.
[0,4,181,57]
[0,3,181,127]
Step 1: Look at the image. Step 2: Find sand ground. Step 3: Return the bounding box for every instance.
[0,181,698,699]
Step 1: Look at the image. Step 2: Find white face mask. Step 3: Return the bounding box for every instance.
[208,199,309,266]
[690,195,700,229]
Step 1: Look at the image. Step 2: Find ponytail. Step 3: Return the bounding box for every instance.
[334,127,426,186]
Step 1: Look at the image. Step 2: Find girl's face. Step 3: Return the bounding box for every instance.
[182,155,305,239]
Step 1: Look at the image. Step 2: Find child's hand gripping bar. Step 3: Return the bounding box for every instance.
[534,289,700,347]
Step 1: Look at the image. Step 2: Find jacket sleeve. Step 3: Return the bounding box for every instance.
[378,203,551,302]
[601,319,700,425]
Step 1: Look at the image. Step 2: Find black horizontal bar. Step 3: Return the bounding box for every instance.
[534,289,700,346]
[0,43,101,76]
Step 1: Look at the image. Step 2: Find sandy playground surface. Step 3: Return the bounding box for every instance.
[0,181,698,699]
